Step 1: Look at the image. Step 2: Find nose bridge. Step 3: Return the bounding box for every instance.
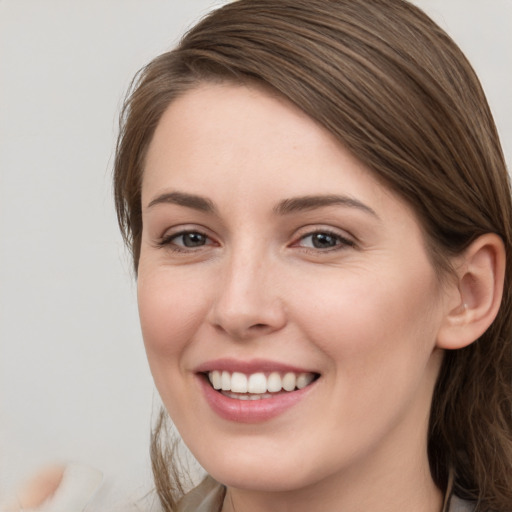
[210,238,286,339]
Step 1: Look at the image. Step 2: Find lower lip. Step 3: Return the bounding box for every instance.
[198,375,316,423]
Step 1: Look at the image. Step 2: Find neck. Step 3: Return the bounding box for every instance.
[221,407,443,512]
[223,458,442,512]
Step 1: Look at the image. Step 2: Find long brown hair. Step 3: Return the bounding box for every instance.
[114,1,512,510]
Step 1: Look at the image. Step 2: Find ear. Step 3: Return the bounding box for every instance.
[436,233,506,350]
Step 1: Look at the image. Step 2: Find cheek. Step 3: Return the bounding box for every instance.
[137,267,211,360]
[288,267,443,454]
[136,267,214,424]
[292,262,441,378]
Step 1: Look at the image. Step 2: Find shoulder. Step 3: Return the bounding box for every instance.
[177,476,224,512]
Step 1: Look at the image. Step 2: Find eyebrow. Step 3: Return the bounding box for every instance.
[146,191,378,218]
[274,194,378,217]
[146,191,216,213]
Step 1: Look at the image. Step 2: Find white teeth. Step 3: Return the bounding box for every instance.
[296,372,315,389]
[231,372,248,393]
[282,372,296,391]
[267,372,282,392]
[207,370,316,395]
[248,372,267,393]
[221,371,231,391]
[211,370,222,390]
[223,391,273,400]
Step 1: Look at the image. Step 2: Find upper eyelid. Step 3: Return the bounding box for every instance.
[291,225,357,242]
[293,232,354,248]
[155,223,357,245]
[155,226,219,251]
[162,229,214,243]
[163,231,210,241]
[160,223,213,238]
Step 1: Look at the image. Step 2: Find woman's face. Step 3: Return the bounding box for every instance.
[138,83,448,493]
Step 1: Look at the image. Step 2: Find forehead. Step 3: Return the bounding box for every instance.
[145,84,374,196]
[143,82,333,176]
[141,82,420,232]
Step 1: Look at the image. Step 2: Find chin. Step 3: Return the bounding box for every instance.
[208,464,313,493]
[192,440,329,493]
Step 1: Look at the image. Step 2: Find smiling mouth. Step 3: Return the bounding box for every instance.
[206,370,319,400]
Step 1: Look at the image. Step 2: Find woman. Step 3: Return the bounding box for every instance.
[113,0,512,510]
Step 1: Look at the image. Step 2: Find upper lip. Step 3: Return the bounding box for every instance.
[194,358,318,375]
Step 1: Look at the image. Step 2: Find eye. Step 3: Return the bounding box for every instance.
[174,232,209,247]
[294,230,355,251]
[159,230,215,251]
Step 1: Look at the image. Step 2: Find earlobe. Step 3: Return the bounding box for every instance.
[436,233,506,350]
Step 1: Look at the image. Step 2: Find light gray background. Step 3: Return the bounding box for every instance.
[1,0,511,506]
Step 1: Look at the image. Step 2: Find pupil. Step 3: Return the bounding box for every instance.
[184,232,206,247]
[313,233,336,248]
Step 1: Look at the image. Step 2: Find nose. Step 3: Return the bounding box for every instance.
[208,249,287,340]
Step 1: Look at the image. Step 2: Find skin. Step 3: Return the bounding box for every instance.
[3,465,65,511]
[137,82,456,512]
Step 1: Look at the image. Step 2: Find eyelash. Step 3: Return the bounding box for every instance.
[157,230,215,252]
[291,229,355,252]
[157,228,355,253]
